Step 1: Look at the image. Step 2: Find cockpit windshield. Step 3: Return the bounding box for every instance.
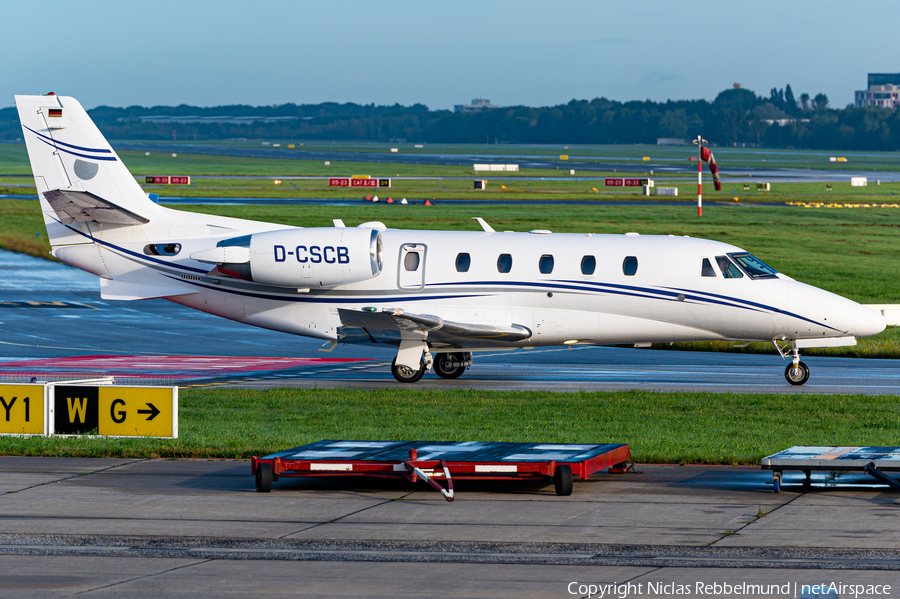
[715,256,743,279]
[729,253,779,279]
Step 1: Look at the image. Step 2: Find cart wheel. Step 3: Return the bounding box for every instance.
[554,464,573,496]
[256,462,273,493]
[773,477,781,493]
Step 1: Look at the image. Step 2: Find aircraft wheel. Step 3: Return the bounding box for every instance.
[256,463,273,493]
[433,353,466,379]
[391,357,426,383]
[784,361,810,385]
[553,464,573,496]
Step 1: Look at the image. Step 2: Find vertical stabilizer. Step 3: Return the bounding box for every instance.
[15,94,155,246]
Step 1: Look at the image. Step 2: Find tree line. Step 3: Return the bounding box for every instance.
[3,86,900,151]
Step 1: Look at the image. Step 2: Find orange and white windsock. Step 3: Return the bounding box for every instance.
[700,146,722,191]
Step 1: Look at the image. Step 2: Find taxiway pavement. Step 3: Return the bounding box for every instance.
[1,457,898,597]
[2,252,899,595]
[0,250,897,393]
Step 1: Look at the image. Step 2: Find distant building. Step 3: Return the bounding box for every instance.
[868,73,900,87]
[454,99,498,113]
[855,73,900,109]
[758,119,810,126]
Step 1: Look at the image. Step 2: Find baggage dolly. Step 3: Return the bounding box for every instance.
[252,440,630,500]
[762,446,900,493]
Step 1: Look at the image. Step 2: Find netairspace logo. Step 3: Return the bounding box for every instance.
[566,580,892,598]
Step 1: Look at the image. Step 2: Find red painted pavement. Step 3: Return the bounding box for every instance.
[0,355,368,380]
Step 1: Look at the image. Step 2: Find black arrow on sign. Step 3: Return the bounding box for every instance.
[137,403,160,421]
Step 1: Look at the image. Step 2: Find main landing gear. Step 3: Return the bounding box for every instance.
[390,352,473,383]
[391,357,427,383]
[774,339,810,386]
[433,352,472,379]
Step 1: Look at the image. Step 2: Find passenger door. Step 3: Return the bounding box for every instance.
[398,243,426,290]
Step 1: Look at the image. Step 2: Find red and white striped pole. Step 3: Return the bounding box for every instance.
[693,136,707,217]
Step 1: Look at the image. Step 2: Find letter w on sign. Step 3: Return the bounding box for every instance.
[68,397,88,423]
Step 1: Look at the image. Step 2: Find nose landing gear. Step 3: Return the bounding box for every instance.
[784,361,810,385]
[774,339,810,386]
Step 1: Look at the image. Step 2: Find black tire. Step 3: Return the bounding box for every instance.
[784,361,810,385]
[391,357,426,383]
[433,353,466,379]
[256,462,273,493]
[553,464,573,496]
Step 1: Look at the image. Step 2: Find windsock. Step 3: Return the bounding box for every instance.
[700,146,722,191]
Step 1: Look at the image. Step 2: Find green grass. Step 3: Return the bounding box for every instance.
[3,142,900,358]
[106,140,900,172]
[0,199,51,257]
[162,202,900,304]
[8,175,900,204]
[4,198,900,303]
[1,388,897,464]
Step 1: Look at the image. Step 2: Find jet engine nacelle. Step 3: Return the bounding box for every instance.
[192,227,383,288]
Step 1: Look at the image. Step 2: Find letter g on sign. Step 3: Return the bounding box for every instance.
[110,398,126,424]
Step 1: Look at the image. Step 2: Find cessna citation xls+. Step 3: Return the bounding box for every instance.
[15,94,886,384]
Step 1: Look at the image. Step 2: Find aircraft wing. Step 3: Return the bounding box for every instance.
[43,189,150,226]
[337,308,532,347]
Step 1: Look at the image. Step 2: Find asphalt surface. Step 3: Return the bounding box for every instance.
[2,249,900,595]
[1,458,898,597]
[111,141,898,183]
[0,249,897,392]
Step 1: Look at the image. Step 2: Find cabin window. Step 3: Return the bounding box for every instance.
[144,243,181,256]
[716,255,744,278]
[622,256,638,276]
[539,255,554,274]
[701,258,716,277]
[455,253,471,272]
[404,251,420,272]
[581,255,596,275]
[729,253,779,279]
[497,253,512,273]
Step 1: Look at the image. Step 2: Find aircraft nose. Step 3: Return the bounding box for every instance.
[856,304,887,338]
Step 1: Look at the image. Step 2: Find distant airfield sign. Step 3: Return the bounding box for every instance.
[605,178,644,187]
[145,176,191,185]
[330,177,390,188]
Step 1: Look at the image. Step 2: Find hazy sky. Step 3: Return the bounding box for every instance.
[3,1,896,110]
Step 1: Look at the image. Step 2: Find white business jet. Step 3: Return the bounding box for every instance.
[15,94,886,385]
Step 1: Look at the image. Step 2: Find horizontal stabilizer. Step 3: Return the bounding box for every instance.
[100,278,196,301]
[44,188,149,226]
[338,308,532,346]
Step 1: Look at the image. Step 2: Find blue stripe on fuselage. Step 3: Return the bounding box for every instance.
[54,217,209,275]
[56,224,838,332]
